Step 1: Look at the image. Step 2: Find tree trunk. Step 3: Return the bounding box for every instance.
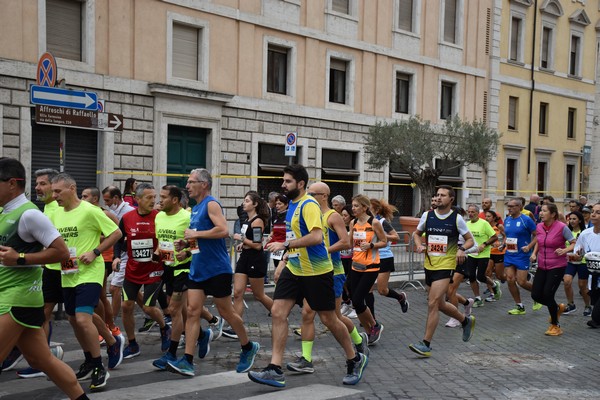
[417,178,438,216]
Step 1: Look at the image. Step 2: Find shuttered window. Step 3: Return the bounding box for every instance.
[398,0,413,32]
[395,73,410,114]
[440,82,454,120]
[329,59,347,104]
[508,96,518,130]
[46,0,82,61]
[332,0,350,14]
[443,0,457,43]
[172,23,199,80]
[510,17,521,61]
[267,45,288,95]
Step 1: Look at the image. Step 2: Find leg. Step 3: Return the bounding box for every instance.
[376,272,391,296]
[248,277,273,313]
[350,270,377,332]
[214,295,248,345]
[516,269,533,292]
[121,300,136,342]
[268,299,296,366]
[110,285,122,320]
[232,273,248,318]
[505,265,522,304]
[563,273,575,304]
[423,278,464,342]
[183,289,206,357]
[317,310,355,359]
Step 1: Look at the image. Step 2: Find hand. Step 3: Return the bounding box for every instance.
[184,229,198,241]
[174,239,187,252]
[274,260,286,283]
[359,241,371,251]
[236,243,243,252]
[477,244,485,253]
[521,245,530,253]
[456,250,466,265]
[530,254,537,262]
[175,251,189,262]
[0,245,18,266]
[233,233,242,241]
[555,248,568,256]
[415,244,425,254]
[266,242,285,253]
[79,251,96,265]
[112,258,121,272]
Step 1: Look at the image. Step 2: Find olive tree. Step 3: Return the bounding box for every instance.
[365,115,500,215]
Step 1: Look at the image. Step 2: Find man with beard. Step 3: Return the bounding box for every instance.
[249,164,367,388]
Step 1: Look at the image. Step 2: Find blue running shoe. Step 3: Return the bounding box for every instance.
[16,367,45,379]
[152,352,177,371]
[2,347,23,371]
[248,365,286,388]
[408,341,432,357]
[343,353,368,385]
[123,343,140,359]
[107,334,124,369]
[236,341,259,373]
[211,316,225,341]
[197,328,213,359]
[462,315,476,342]
[167,356,195,377]
[161,325,172,352]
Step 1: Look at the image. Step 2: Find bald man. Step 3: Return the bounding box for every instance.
[479,198,503,224]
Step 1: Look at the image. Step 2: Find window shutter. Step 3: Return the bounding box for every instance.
[398,0,413,31]
[332,0,350,14]
[444,0,457,43]
[46,0,82,61]
[172,23,199,80]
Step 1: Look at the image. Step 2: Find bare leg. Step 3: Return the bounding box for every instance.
[268,299,295,366]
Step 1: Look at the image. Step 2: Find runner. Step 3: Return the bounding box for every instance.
[562,211,592,316]
[249,164,367,387]
[113,183,171,359]
[51,173,122,391]
[484,210,506,300]
[0,158,89,400]
[409,185,476,357]
[167,168,259,377]
[339,205,355,317]
[503,198,539,315]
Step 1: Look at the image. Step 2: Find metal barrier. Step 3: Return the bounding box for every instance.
[389,231,425,290]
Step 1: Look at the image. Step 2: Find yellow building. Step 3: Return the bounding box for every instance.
[489,0,598,213]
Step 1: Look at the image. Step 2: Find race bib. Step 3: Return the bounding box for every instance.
[286,231,299,259]
[427,235,448,256]
[506,237,518,253]
[61,247,79,275]
[240,224,248,237]
[271,249,284,260]
[353,231,367,252]
[340,248,353,257]
[131,238,153,262]
[159,241,175,265]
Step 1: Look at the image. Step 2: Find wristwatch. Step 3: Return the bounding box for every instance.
[458,246,466,252]
[93,248,101,257]
[16,253,26,265]
[283,241,290,251]
[370,242,375,249]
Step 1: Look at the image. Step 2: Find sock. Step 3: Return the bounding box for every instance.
[91,356,103,368]
[463,298,470,306]
[168,340,179,356]
[385,288,402,301]
[423,340,431,348]
[75,393,90,400]
[184,353,193,364]
[84,351,92,361]
[208,316,218,324]
[517,303,524,308]
[349,327,362,345]
[475,296,482,301]
[301,340,313,362]
[366,292,375,318]
[268,363,283,373]
[241,341,253,352]
[129,338,137,347]
[351,353,361,362]
[461,317,468,327]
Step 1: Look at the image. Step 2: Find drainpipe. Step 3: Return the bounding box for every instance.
[527,0,538,174]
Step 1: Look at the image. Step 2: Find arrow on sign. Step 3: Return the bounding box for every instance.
[30,85,98,110]
[110,114,122,130]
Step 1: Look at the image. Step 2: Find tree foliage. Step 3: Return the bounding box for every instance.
[365,115,500,215]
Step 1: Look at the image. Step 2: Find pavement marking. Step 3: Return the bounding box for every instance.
[90,370,249,400]
[240,384,362,399]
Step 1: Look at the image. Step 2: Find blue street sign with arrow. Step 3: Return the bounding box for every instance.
[30,85,98,110]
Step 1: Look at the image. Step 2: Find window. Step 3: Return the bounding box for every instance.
[267,45,288,95]
[332,0,350,14]
[509,16,522,62]
[398,0,414,32]
[172,23,199,80]
[537,161,547,195]
[539,102,548,135]
[567,108,576,139]
[443,0,458,43]
[395,73,410,114]
[506,158,517,196]
[566,164,576,198]
[440,81,454,120]
[540,27,552,69]
[329,58,347,104]
[46,0,83,61]
[508,96,518,130]
[257,143,301,200]
[569,35,581,76]
[321,149,358,203]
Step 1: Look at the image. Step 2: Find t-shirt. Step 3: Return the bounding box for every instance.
[44,200,62,271]
[120,209,163,285]
[503,214,537,267]
[466,218,496,259]
[285,194,333,277]
[155,208,192,276]
[323,209,343,276]
[51,200,118,288]
[574,227,600,255]
[417,209,469,271]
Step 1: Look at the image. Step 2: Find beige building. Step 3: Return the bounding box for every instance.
[2,0,490,221]
[489,0,599,214]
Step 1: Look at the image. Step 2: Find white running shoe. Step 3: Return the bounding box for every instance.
[445,318,461,328]
[347,309,358,319]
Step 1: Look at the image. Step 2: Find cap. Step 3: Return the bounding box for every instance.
[582,206,592,213]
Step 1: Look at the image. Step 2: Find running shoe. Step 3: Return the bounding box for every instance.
[464,298,474,317]
[89,366,109,391]
[508,305,526,315]
[2,347,23,371]
[99,335,106,346]
[210,316,225,341]
[248,365,286,388]
[347,309,358,319]
[123,343,140,359]
[532,301,543,311]
[342,353,368,385]
[164,315,172,326]
[197,328,213,359]
[160,325,172,352]
[221,328,238,339]
[236,341,260,373]
[340,303,351,316]
[563,303,577,315]
[408,342,431,357]
[16,367,45,379]
[138,318,156,333]
[493,280,502,300]
[152,352,177,371]
[473,298,484,308]
[110,326,122,336]
[583,306,593,317]
[107,334,124,369]
[484,294,496,302]
[51,345,64,360]
[355,332,369,357]
[286,356,314,374]
[293,328,302,337]
[367,322,383,345]
[462,315,475,342]
[483,288,491,296]
[445,317,461,328]
[544,324,563,336]
[399,291,409,313]
[587,319,600,329]
[178,334,186,349]
[75,361,94,380]
[167,356,195,377]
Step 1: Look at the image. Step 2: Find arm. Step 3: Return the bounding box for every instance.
[522,230,537,253]
[458,232,474,264]
[80,227,122,265]
[0,236,69,266]
[327,212,351,254]
[241,218,264,251]
[412,229,425,253]
[360,219,387,251]
[185,201,229,240]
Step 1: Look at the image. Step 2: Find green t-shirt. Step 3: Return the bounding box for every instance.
[51,200,118,287]
[155,208,191,276]
[467,218,496,259]
[44,200,61,271]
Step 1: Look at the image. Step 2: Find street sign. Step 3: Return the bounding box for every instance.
[35,105,123,131]
[30,85,98,110]
[36,52,57,87]
[285,131,297,156]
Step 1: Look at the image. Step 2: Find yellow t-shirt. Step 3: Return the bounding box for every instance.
[155,208,192,276]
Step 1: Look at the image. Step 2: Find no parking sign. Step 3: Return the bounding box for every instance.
[285,132,297,156]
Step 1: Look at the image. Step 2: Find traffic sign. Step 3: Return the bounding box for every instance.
[36,52,57,87]
[35,105,123,131]
[285,131,297,156]
[30,85,98,110]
